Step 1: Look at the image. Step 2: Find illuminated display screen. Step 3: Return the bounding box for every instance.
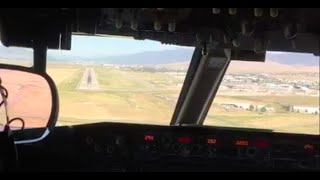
[207,138,217,144]
[178,137,191,143]
[144,135,154,141]
[235,140,249,146]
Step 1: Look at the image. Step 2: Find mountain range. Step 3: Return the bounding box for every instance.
[0,45,318,67]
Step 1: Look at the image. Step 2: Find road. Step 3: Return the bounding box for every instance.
[77,68,100,91]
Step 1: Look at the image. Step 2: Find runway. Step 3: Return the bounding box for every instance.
[77,68,100,91]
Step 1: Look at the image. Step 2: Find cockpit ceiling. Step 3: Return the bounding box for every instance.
[0,8,319,55]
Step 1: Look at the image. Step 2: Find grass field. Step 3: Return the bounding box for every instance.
[47,65,180,126]
[219,95,319,106]
[46,64,319,135]
[205,105,319,134]
[206,93,319,134]
[95,67,182,91]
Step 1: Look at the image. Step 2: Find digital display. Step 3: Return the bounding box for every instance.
[304,144,314,150]
[207,138,217,144]
[235,140,249,146]
[253,140,269,148]
[178,137,191,143]
[144,135,154,141]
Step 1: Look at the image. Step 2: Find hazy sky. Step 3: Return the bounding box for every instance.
[0,35,318,63]
[48,35,191,56]
[54,35,318,58]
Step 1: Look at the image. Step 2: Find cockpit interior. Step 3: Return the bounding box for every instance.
[0,8,319,172]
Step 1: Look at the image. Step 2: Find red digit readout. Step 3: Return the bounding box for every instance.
[235,140,249,146]
[144,135,154,141]
[207,138,217,144]
[178,137,190,143]
[304,144,314,150]
[252,140,269,148]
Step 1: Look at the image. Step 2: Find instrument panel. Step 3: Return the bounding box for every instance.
[132,127,319,171]
[17,123,320,172]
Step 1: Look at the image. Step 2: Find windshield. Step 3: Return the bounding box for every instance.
[0,36,318,135]
[0,36,193,127]
[204,51,319,135]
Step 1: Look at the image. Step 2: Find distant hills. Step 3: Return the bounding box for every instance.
[0,46,33,61]
[0,45,194,64]
[266,52,319,66]
[0,45,318,69]
[88,48,194,65]
[227,61,319,74]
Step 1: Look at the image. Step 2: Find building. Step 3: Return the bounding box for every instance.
[219,102,274,112]
[219,102,251,110]
[292,106,319,114]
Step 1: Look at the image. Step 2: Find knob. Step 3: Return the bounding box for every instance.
[180,145,191,156]
[172,143,181,153]
[107,145,115,154]
[192,144,201,154]
[208,147,216,157]
[246,147,257,157]
[115,136,125,145]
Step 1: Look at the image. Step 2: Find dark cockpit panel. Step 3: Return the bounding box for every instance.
[15,123,320,172]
